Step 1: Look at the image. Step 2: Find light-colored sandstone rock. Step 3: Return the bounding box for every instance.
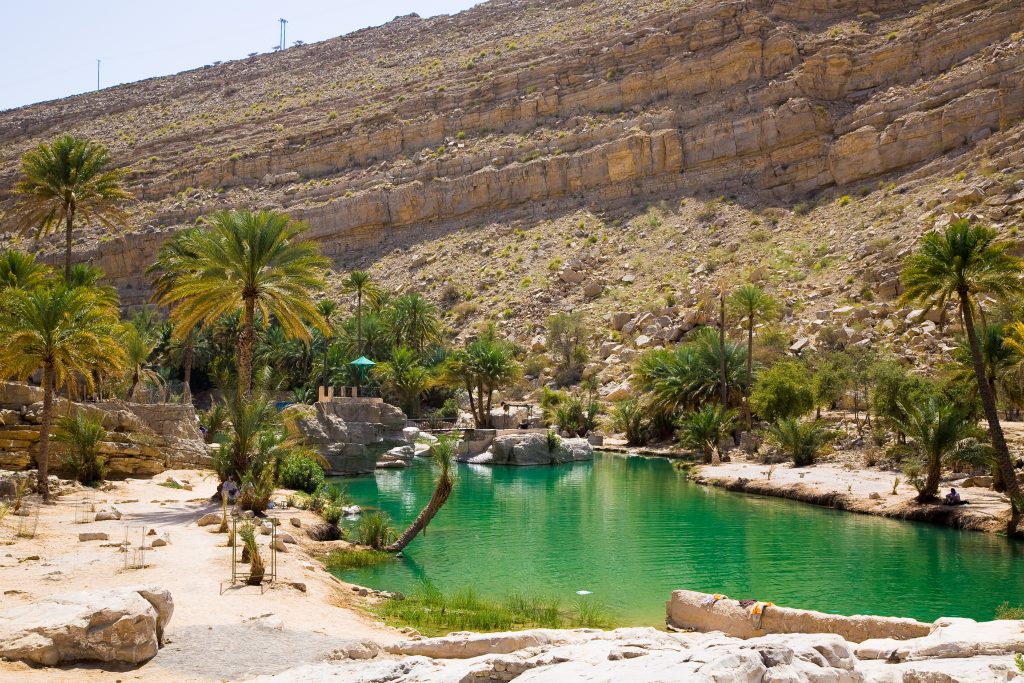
[0,585,173,666]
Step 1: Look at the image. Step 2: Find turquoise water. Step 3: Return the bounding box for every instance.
[332,452,1024,625]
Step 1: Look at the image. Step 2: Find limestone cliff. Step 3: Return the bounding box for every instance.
[0,0,1021,345]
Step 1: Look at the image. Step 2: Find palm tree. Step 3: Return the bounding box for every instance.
[0,285,125,499]
[952,323,1015,410]
[315,299,338,393]
[342,271,376,356]
[677,404,736,464]
[386,434,459,552]
[388,293,440,354]
[160,324,211,398]
[0,250,49,290]
[152,211,329,396]
[896,398,984,501]
[902,220,1024,515]
[728,284,779,428]
[374,346,431,417]
[766,418,831,466]
[9,135,131,280]
[633,327,746,416]
[442,328,520,428]
[122,322,161,400]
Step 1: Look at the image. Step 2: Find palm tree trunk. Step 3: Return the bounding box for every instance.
[745,314,754,429]
[385,474,453,552]
[923,452,941,500]
[37,363,54,502]
[238,297,256,397]
[183,332,194,399]
[960,289,1021,520]
[63,201,76,282]
[356,290,363,356]
[463,380,480,427]
[718,292,728,406]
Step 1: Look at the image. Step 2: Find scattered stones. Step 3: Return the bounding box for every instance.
[78,532,109,542]
[196,512,222,527]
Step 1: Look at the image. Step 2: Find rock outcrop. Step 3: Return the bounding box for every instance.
[283,399,407,475]
[487,432,593,466]
[0,382,206,477]
[0,585,173,666]
[244,623,1024,682]
[667,588,932,642]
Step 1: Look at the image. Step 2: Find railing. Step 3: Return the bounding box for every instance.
[408,417,459,432]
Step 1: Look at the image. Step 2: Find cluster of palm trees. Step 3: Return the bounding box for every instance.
[622,218,1024,531]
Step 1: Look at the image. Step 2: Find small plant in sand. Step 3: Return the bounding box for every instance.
[358,511,396,550]
[11,479,30,513]
[891,477,901,495]
[238,523,265,585]
[53,412,107,486]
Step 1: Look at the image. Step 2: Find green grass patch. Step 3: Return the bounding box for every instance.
[372,586,612,636]
[996,602,1024,619]
[158,480,184,489]
[325,548,394,570]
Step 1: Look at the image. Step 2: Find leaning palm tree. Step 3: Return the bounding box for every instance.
[0,285,125,499]
[152,211,329,396]
[902,220,1024,515]
[728,284,779,428]
[951,323,1015,410]
[0,250,50,290]
[9,134,131,280]
[895,398,985,501]
[386,434,459,552]
[342,271,377,356]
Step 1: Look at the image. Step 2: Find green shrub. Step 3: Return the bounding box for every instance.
[767,418,833,466]
[608,399,647,446]
[278,452,325,493]
[551,393,600,437]
[677,405,736,462]
[358,511,395,550]
[439,397,460,419]
[53,413,107,486]
[321,503,344,526]
[751,360,815,422]
[545,429,562,452]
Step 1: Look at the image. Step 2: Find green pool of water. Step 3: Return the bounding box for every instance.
[331,452,1023,625]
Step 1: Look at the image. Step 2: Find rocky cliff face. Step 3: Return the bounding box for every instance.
[0,0,1021,312]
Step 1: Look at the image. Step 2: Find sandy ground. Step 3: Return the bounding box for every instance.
[0,470,400,682]
[694,457,1013,533]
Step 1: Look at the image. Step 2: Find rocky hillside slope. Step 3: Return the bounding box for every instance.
[1,0,1023,377]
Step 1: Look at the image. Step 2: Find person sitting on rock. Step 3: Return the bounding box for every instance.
[943,488,961,505]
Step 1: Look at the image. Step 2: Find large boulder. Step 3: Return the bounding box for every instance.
[489,433,593,466]
[0,585,173,666]
[283,401,408,475]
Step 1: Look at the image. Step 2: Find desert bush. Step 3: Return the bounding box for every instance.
[278,452,325,493]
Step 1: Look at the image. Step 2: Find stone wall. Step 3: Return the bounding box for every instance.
[666,589,931,643]
[0,382,206,477]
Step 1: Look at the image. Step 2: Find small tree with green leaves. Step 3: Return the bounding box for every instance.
[608,398,647,446]
[750,360,815,423]
[546,311,588,385]
[728,284,779,428]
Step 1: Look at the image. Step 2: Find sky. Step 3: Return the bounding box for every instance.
[0,1,482,112]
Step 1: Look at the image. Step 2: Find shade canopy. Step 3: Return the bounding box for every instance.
[349,356,376,367]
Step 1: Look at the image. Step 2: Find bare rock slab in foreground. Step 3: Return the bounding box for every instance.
[0,585,173,666]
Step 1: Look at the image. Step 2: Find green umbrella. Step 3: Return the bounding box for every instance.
[349,356,376,388]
